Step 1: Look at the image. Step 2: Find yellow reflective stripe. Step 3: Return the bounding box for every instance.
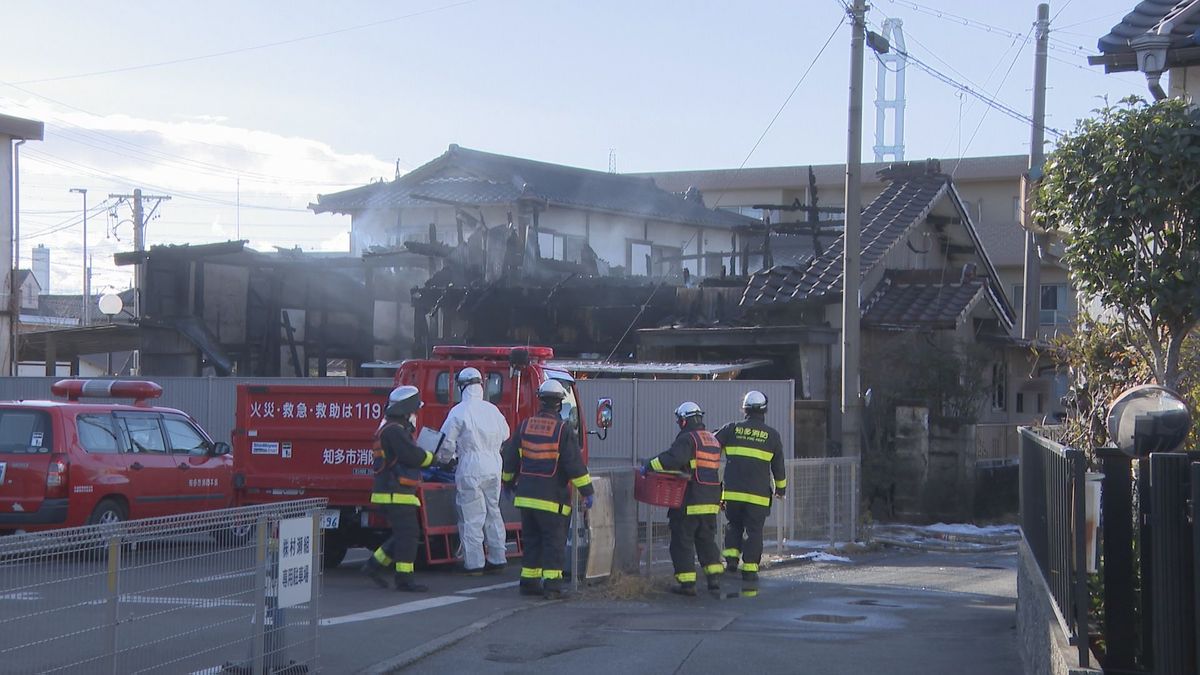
[675,572,697,583]
[741,589,759,598]
[395,561,414,573]
[722,490,771,507]
[373,548,393,566]
[689,459,696,468]
[704,563,724,575]
[370,493,421,506]
[650,457,665,472]
[542,569,563,580]
[501,472,515,482]
[742,562,759,572]
[571,474,593,488]
[514,496,571,515]
[722,548,740,559]
[725,446,773,461]
[774,478,788,489]
[420,451,434,468]
[521,567,543,579]
[685,504,721,515]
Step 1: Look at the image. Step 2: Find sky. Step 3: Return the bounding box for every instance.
[0,0,1147,298]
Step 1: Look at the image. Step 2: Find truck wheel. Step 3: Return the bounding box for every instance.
[87,499,127,526]
[323,542,349,569]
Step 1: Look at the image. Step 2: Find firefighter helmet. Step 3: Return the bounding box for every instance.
[674,401,704,424]
[456,367,483,388]
[742,390,768,412]
[537,379,568,402]
[386,385,422,418]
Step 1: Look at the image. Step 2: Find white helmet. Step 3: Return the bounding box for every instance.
[674,401,704,423]
[386,385,423,418]
[742,390,768,412]
[537,379,567,401]
[456,367,482,388]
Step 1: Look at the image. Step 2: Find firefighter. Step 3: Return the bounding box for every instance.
[440,367,511,575]
[361,385,435,593]
[715,390,786,596]
[644,402,724,596]
[501,379,594,600]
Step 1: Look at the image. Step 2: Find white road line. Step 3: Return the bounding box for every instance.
[456,580,520,595]
[0,591,41,601]
[191,571,255,583]
[320,595,472,626]
[82,595,253,608]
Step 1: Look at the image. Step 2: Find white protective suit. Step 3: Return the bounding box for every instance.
[439,383,511,570]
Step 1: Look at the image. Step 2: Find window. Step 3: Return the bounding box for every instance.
[435,371,504,405]
[77,415,121,454]
[1016,393,1025,414]
[121,416,167,454]
[164,417,210,456]
[629,241,652,276]
[1013,283,1072,325]
[991,361,1007,411]
[538,231,586,263]
[0,410,52,454]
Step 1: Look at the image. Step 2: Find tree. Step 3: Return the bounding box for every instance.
[1035,97,1200,390]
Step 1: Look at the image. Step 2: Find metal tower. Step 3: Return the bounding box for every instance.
[873,18,907,163]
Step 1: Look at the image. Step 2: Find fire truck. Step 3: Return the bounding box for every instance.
[231,346,611,568]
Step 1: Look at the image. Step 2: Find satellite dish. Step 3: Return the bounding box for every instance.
[1106,384,1192,457]
[97,293,124,317]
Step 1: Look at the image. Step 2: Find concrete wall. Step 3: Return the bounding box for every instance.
[1017,540,1101,675]
[891,406,983,522]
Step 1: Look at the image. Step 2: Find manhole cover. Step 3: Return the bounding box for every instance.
[798,614,867,624]
[850,599,900,607]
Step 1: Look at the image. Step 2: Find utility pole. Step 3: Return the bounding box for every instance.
[69,188,88,325]
[1020,4,1050,341]
[841,0,866,458]
[108,188,169,373]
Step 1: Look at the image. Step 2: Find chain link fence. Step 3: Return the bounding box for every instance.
[0,500,326,674]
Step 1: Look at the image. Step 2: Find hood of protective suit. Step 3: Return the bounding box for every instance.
[440,383,510,477]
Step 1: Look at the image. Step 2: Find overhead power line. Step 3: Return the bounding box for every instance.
[13,0,480,85]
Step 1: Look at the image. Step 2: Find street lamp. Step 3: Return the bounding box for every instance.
[68,188,89,325]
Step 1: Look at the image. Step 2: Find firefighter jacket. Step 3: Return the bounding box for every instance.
[501,410,594,516]
[648,421,723,515]
[714,414,786,507]
[371,418,435,507]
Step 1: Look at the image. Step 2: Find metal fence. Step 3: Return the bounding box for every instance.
[1018,427,1089,668]
[0,500,326,674]
[576,379,795,466]
[593,457,859,578]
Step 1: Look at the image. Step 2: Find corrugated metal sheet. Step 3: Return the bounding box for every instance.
[578,379,794,465]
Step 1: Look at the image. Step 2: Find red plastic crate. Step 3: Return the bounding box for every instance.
[634,471,688,508]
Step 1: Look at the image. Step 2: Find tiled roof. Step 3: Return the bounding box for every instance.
[313,145,757,229]
[1098,0,1200,54]
[861,271,986,330]
[741,165,949,308]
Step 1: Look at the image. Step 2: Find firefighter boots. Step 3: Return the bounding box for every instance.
[670,582,698,597]
[519,579,543,596]
[725,557,740,574]
[543,578,565,600]
[707,576,722,593]
[360,559,390,589]
[394,574,428,593]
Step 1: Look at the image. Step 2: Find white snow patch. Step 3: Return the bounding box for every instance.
[790,551,852,564]
[923,523,1019,537]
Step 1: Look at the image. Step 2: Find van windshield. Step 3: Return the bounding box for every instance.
[0,409,53,454]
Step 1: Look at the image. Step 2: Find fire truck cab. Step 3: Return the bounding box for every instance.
[0,380,233,533]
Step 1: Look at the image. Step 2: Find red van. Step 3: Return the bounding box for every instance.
[0,380,233,532]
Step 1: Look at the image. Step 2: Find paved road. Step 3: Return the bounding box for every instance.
[400,548,1020,675]
[2,540,1018,674]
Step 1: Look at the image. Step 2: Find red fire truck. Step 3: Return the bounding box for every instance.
[232,346,611,568]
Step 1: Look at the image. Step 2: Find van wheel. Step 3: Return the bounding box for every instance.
[87,499,127,526]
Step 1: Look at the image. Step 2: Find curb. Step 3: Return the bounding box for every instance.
[356,599,561,674]
[879,527,1020,547]
[873,536,1017,554]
